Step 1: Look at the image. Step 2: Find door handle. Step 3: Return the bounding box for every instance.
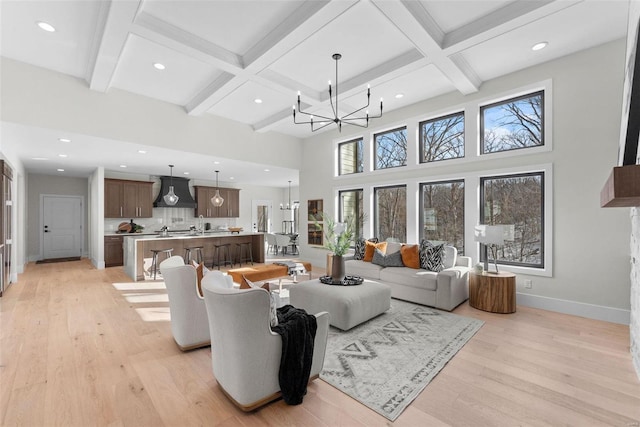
[44,225,49,233]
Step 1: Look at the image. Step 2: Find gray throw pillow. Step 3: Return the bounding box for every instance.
[372,248,405,267]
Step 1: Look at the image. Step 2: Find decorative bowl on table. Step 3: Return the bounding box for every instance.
[228,227,243,234]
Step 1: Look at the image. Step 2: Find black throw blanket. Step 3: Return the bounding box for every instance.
[272,304,317,405]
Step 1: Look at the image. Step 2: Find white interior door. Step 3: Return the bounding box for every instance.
[42,195,82,259]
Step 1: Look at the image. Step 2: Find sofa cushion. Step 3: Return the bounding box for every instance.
[364,241,387,262]
[345,259,384,280]
[385,241,402,254]
[400,244,420,269]
[372,248,404,267]
[419,240,445,272]
[354,237,379,260]
[443,246,458,269]
[379,267,438,291]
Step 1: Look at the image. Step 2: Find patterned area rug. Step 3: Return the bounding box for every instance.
[320,299,483,421]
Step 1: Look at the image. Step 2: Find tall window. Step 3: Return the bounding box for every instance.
[338,138,363,175]
[481,91,544,154]
[419,112,464,163]
[339,189,364,239]
[480,172,544,268]
[420,180,465,254]
[375,185,406,242]
[374,127,407,170]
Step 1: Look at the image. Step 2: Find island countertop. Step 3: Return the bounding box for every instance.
[123,232,265,281]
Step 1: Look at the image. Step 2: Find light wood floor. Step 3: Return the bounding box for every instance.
[1,259,639,426]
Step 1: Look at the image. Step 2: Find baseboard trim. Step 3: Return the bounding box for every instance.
[517,292,630,325]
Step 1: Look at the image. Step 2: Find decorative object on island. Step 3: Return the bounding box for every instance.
[280,180,298,210]
[293,53,383,132]
[474,224,514,273]
[322,213,357,282]
[211,170,224,207]
[163,165,179,206]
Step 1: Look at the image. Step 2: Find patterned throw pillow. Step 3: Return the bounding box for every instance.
[419,240,445,272]
[364,240,387,262]
[244,276,278,327]
[354,238,366,260]
[372,248,405,267]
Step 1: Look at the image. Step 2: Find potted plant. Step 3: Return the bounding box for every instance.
[321,214,357,282]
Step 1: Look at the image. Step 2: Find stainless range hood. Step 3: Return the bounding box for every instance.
[153,176,197,208]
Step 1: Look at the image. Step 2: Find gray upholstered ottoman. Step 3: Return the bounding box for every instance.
[290,279,391,330]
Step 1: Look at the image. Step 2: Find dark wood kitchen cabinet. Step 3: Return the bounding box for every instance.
[105,179,153,218]
[104,235,124,267]
[194,186,240,218]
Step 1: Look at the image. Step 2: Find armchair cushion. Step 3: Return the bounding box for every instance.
[244,276,278,327]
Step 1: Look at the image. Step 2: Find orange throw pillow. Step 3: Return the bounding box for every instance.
[364,241,387,262]
[194,262,204,297]
[401,244,420,269]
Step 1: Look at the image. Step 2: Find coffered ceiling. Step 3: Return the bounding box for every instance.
[0,0,630,183]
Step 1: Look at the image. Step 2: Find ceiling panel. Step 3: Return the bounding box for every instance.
[140,0,305,56]
[459,1,628,81]
[111,34,223,106]
[206,80,292,124]
[421,0,514,33]
[269,1,417,94]
[0,0,102,78]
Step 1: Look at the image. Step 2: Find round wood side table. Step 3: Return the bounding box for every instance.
[469,271,516,313]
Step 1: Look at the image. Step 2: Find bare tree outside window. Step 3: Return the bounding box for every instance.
[339,189,364,239]
[420,112,465,163]
[480,172,544,268]
[375,185,406,242]
[375,127,407,170]
[420,180,465,254]
[338,138,363,175]
[481,91,544,154]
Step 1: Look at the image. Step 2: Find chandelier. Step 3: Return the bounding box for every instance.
[293,53,383,132]
[211,170,224,207]
[163,164,179,206]
[280,180,297,210]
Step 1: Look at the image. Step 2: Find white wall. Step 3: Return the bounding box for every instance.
[299,39,632,323]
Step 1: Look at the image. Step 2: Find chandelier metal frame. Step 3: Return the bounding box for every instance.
[293,53,383,132]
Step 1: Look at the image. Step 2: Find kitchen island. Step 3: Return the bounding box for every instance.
[123,232,264,281]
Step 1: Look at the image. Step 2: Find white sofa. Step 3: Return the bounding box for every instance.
[345,242,472,311]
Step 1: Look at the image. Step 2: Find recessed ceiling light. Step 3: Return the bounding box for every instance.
[264,169,270,172]
[58,154,67,158]
[58,138,71,142]
[57,168,64,172]
[119,165,127,168]
[32,157,48,161]
[532,41,548,51]
[213,161,220,165]
[254,98,263,104]
[138,150,147,154]
[395,93,404,99]
[153,62,166,70]
[37,21,56,32]
[183,172,190,175]
[229,177,235,180]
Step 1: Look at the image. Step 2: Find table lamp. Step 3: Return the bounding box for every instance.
[474,225,506,273]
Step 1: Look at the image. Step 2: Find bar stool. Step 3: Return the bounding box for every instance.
[183,246,204,265]
[235,241,254,266]
[212,243,233,270]
[150,248,173,280]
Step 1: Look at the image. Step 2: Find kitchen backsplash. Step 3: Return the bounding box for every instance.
[104,207,237,233]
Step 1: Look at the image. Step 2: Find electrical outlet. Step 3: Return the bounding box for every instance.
[524,279,532,289]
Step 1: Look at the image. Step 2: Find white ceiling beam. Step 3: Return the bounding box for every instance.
[372,0,481,95]
[185,72,238,115]
[87,0,141,92]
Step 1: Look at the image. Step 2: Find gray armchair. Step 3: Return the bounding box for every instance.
[201,283,329,411]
